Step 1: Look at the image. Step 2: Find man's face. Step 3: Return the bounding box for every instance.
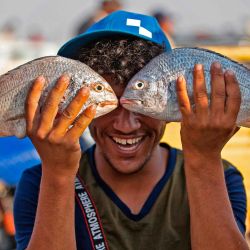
[89,75,166,175]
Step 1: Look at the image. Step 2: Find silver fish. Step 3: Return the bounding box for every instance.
[0,56,118,138]
[121,47,250,127]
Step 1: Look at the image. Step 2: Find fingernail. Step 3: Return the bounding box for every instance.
[61,74,70,82]
[35,76,45,88]
[195,64,203,70]
[36,76,45,83]
[225,70,234,76]
[80,87,90,95]
[87,104,97,115]
[213,62,221,69]
[178,75,184,82]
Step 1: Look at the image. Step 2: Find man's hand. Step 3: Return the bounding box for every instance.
[25,75,96,178]
[176,63,248,250]
[176,62,241,161]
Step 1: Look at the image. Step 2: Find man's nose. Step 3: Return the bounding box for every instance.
[113,106,141,133]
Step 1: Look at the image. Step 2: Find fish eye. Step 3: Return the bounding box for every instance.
[94,83,104,92]
[134,81,145,90]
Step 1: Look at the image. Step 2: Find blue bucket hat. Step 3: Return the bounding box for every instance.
[58,10,172,58]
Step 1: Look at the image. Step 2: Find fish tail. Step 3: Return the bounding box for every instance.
[238,120,250,128]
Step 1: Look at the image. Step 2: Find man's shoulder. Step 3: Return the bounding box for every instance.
[78,146,96,182]
[161,143,242,176]
[19,164,42,184]
[16,165,41,184]
[160,143,184,171]
[222,159,243,180]
[15,164,42,197]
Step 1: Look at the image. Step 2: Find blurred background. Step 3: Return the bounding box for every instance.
[0,0,250,249]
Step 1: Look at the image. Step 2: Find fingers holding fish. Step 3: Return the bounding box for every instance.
[177,64,211,132]
[209,64,241,129]
[65,104,96,142]
[210,62,226,116]
[193,64,209,117]
[176,75,192,117]
[0,56,118,138]
[36,75,70,138]
[24,75,95,175]
[224,70,241,124]
[25,76,45,135]
[26,74,91,144]
[122,47,249,126]
[178,62,242,158]
[50,86,90,138]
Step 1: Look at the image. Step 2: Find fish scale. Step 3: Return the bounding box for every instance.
[121,47,250,127]
[0,56,118,138]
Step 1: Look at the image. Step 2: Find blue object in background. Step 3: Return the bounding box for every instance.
[0,134,94,186]
[0,137,40,186]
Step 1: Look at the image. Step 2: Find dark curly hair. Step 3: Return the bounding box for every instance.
[73,36,164,85]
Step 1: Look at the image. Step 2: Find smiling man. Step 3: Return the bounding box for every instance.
[14,10,249,250]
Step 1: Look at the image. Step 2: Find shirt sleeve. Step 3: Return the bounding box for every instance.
[224,164,247,235]
[13,165,42,250]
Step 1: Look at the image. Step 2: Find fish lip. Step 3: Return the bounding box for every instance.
[120,97,142,105]
[98,100,118,107]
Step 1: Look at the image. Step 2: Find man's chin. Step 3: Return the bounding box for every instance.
[104,154,150,176]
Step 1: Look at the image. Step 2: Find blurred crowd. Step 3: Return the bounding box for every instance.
[76,0,123,35]
[0,181,16,250]
[75,0,176,48]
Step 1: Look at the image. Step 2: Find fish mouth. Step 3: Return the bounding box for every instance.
[98,100,118,107]
[120,97,142,106]
[94,100,118,118]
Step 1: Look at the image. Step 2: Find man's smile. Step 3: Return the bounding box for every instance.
[112,136,143,145]
[108,135,146,154]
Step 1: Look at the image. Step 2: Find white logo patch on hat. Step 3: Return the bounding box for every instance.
[126,18,152,38]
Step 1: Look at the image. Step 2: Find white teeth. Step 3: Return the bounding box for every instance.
[127,139,133,144]
[112,137,142,145]
[121,139,126,145]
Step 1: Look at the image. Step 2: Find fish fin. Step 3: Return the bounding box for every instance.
[0,131,13,137]
[1,56,60,78]
[0,123,15,137]
[175,47,250,71]
[6,114,25,122]
[0,118,26,138]
[238,119,250,128]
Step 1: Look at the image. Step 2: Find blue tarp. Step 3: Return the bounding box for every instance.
[0,137,41,186]
[0,131,95,186]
